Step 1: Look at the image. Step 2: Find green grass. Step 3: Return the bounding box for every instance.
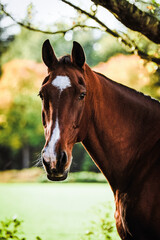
[0,183,117,240]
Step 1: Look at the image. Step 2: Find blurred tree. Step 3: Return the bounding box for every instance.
[91,0,160,43]
[1,0,160,64]
[93,54,160,99]
[0,13,14,74]
[1,27,127,67]
[0,60,45,169]
[72,143,99,172]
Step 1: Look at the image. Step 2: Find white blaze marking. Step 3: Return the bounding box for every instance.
[52,75,71,92]
[49,118,60,155]
[43,118,60,162]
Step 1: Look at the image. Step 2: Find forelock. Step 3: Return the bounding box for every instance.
[58,55,72,65]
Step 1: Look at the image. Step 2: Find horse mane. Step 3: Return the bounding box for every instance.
[95,71,160,107]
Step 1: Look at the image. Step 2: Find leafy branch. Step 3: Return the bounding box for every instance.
[61,0,160,64]
[61,0,119,38]
[1,2,160,64]
[0,4,99,35]
[91,0,160,44]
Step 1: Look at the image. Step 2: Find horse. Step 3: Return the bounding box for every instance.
[39,39,160,240]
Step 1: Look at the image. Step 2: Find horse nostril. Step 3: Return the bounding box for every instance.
[61,151,67,164]
[42,158,49,167]
[43,157,57,173]
[57,151,67,170]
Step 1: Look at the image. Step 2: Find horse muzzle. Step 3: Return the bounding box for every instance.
[42,150,69,181]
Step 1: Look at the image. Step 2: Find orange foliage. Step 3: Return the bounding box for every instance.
[0,59,46,109]
[93,54,151,91]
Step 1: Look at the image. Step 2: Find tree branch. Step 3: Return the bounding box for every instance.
[61,1,134,49]
[0,4,99,35]
[91,0,160,44]
[1,2,132,50]
[61,0,119,38]
[61,0,160,64]
[1,2,160,64]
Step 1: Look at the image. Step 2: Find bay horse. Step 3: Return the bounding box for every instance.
[39,39,160,240]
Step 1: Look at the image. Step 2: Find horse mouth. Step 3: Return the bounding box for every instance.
[47,172,68,181]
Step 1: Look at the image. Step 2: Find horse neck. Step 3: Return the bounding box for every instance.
[82,65,160,192]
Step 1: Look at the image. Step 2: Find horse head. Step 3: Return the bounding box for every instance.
[40,40,89,181]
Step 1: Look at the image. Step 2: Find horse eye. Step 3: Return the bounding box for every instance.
[79,92,86,100]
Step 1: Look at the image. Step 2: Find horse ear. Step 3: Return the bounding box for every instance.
[42,39,58,70]
[71,41,85,68]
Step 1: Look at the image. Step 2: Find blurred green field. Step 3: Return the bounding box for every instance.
[0,183,118,240]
